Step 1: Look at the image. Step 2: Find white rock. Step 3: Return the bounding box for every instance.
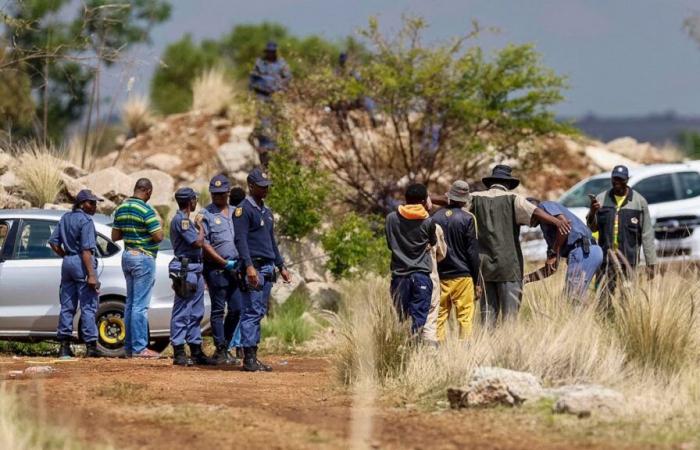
[470,367,544,402]
[217,125,256,174]
[552,385,624,417]
[78,167,134,203]
[144,153,183,172]
[305,281,342,311]
[584,145,640,171]
[0,170,19,189]
[23,365,55,376]
[60,173,86,199]
[447,380,516,409]
[270,268,304,305]
[129,169,175,207]
[0,192,31,209]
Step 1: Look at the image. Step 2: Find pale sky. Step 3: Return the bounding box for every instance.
[109,0,700,117]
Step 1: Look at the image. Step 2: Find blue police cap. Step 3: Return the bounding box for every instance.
[265,41,278,52]
[611,165,629,181]
[247,167,272,187]
[209,174,231,194]
[174,187,197,201]
[76,189,103,203]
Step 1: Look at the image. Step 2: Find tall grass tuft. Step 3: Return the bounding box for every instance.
[121,95,154,136]
[0,385,101,449]
[611,269,699,374]
[333,277,413,386]
[14,143,63,207]
[261,290,319,353]
[334,266,700,433]
[192,67,234,116]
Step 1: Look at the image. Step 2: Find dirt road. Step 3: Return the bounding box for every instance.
[0,355,638,449]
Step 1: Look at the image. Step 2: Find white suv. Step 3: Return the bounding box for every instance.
[523,162,700,262]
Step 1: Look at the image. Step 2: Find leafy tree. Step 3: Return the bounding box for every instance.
[291,17,571,213]
[321,212,389,279]
[150,35,219,114]
[266,124,331,240]
[1,0,170,141]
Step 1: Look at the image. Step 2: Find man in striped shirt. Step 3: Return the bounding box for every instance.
[112,178,164,358]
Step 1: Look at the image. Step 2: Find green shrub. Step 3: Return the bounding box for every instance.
[266,143,330,240]
[321,213,389,279]
[262,290,318,350]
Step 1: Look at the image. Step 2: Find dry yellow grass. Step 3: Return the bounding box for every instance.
[14,143,63,207]
[191,67,234,116]
[0,385,104,449]
[121,95,154,136]
[334,267,700,442]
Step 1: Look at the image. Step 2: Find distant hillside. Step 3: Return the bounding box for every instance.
[571,112,700,145]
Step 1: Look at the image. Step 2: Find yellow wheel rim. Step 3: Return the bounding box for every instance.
[99,316,126,344]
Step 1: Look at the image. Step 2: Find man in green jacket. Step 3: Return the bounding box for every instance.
[587,165,656,304]
[471,165,571,326]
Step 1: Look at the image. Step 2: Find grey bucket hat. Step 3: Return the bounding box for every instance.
[447,180,470,203]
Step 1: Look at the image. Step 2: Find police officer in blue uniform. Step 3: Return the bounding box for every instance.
[48,189,103,359]
[169,187,216,366]
[200,174,241,365]
[234,168,291,372]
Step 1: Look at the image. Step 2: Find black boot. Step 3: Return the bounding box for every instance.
[58,341,74,359]
[173,344,190,366]
[235,347,244,360]
[242,346,272,372]
[213,344,233,365]
[189,343,217,366]
[85,341,101,358]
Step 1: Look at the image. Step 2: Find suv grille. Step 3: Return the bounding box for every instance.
[654,215,700,240]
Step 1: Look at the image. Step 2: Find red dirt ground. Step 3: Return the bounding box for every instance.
[0,355,651,449]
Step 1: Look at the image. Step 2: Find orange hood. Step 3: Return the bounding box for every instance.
[398,204,429,220]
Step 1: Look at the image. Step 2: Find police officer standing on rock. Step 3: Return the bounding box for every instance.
[200,174,241,365]
[169,188,216,366]
[234,168,291,372]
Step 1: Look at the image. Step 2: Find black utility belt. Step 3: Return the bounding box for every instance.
[251,258,275,269]
[177,256,202,264]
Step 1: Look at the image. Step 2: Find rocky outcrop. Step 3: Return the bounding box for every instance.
[130,169,174,207]
[144,153,183,172]
[217,125,257,176]
[551,385,624,418]
[78,167,134,204]
[448,367,625,418]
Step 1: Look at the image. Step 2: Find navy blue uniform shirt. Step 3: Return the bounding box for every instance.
[201,204,238,261]
[233,196,284,268]
[170,210,202,259]
[49,210,97,255]
[539,201,593,257]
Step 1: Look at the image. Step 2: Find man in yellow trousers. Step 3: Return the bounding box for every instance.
[432,180,482,340]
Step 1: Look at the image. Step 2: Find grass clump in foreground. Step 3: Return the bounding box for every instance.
[0,386,108,450]
[333,268,700,445]
[261,289,321,353]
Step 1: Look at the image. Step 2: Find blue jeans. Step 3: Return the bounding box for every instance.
[122,251,156,354]
[240,264,275,347]
[390,272,433,333]
[565,245,604,300]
